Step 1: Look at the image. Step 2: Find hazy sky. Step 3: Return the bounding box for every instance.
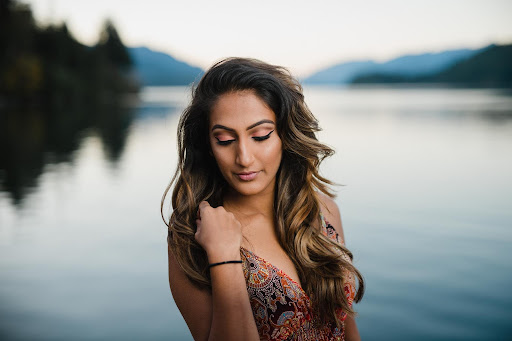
[23,0,512,77]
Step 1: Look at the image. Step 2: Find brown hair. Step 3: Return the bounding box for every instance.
[162,57,364,327]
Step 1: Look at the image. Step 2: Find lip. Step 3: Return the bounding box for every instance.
[236,171,259,181]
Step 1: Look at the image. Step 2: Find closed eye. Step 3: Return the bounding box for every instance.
[253,130,275,142]
[215,137,235,146]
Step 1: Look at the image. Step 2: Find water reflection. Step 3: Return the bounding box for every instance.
[0,101,137,206]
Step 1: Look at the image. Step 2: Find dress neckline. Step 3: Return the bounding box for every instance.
[240,246,311,301]
[239,212,334,301]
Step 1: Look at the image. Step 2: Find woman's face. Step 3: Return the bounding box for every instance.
[209,90,282,198]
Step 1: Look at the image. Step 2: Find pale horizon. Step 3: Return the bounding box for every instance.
[21,0,512,77]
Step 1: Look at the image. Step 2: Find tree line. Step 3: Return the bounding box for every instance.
[0,0,138,109]
[0,0,138,205]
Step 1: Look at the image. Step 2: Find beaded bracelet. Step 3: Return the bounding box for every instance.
[208,260,243,269]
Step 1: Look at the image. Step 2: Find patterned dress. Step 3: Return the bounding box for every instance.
[240,213,356,341]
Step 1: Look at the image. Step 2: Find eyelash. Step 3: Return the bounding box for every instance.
[215,130,275,146]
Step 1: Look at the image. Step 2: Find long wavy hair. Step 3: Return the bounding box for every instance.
[162,57,364,326]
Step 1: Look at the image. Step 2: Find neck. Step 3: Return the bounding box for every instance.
[223,188,275,218]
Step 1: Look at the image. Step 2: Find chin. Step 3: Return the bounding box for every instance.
[230,180,273,197]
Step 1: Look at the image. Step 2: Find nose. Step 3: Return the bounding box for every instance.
[235,139,255,167]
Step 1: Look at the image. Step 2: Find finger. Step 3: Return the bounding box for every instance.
[194,220,201,239]
[198,201,211,211]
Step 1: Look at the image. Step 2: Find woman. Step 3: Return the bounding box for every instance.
[162,58,364,341]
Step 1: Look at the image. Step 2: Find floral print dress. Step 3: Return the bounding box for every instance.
[240,213,356,341]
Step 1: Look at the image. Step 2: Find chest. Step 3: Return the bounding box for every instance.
[241,221,302,287]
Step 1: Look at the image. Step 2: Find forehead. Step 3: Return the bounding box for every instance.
[209,90,276,129]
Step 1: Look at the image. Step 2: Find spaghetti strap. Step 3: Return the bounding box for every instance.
[320,211,344,245]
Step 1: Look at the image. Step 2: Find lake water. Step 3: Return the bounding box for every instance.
[1,86,511,340]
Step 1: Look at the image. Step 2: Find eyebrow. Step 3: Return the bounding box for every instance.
[211,119,275,132]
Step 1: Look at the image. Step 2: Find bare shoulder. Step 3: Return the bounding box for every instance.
[317,193,345,243]
[168,242,212,341]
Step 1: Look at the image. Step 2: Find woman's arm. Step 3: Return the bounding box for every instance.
[318,194,361,341]
[318,193,345,242]
[168,201,259,341]
[344,315,361,341]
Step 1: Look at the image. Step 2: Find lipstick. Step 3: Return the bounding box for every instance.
[237,172,259,181]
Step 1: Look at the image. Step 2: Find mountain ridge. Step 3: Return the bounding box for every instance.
[127,43,509,87]
[128,46,203,86]
[351,44,512,87]
[303,46,487,85]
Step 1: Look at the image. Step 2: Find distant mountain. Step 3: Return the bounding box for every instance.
[128,47,203,86]
[428,44,512,86]
[303,60,377,84]
[303,47,485,85]
[352,44,512,87]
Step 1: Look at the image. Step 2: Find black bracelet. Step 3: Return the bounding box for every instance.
[208,260,243,269]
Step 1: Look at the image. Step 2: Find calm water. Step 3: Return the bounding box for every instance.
[1,86,511,340]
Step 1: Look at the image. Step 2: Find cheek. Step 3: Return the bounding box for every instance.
[262,139,283,166]
[211,149,228,168]
[211,147,234,178]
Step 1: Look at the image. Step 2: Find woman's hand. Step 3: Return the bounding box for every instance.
[169,201,259,341]
[195,201,243,263]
